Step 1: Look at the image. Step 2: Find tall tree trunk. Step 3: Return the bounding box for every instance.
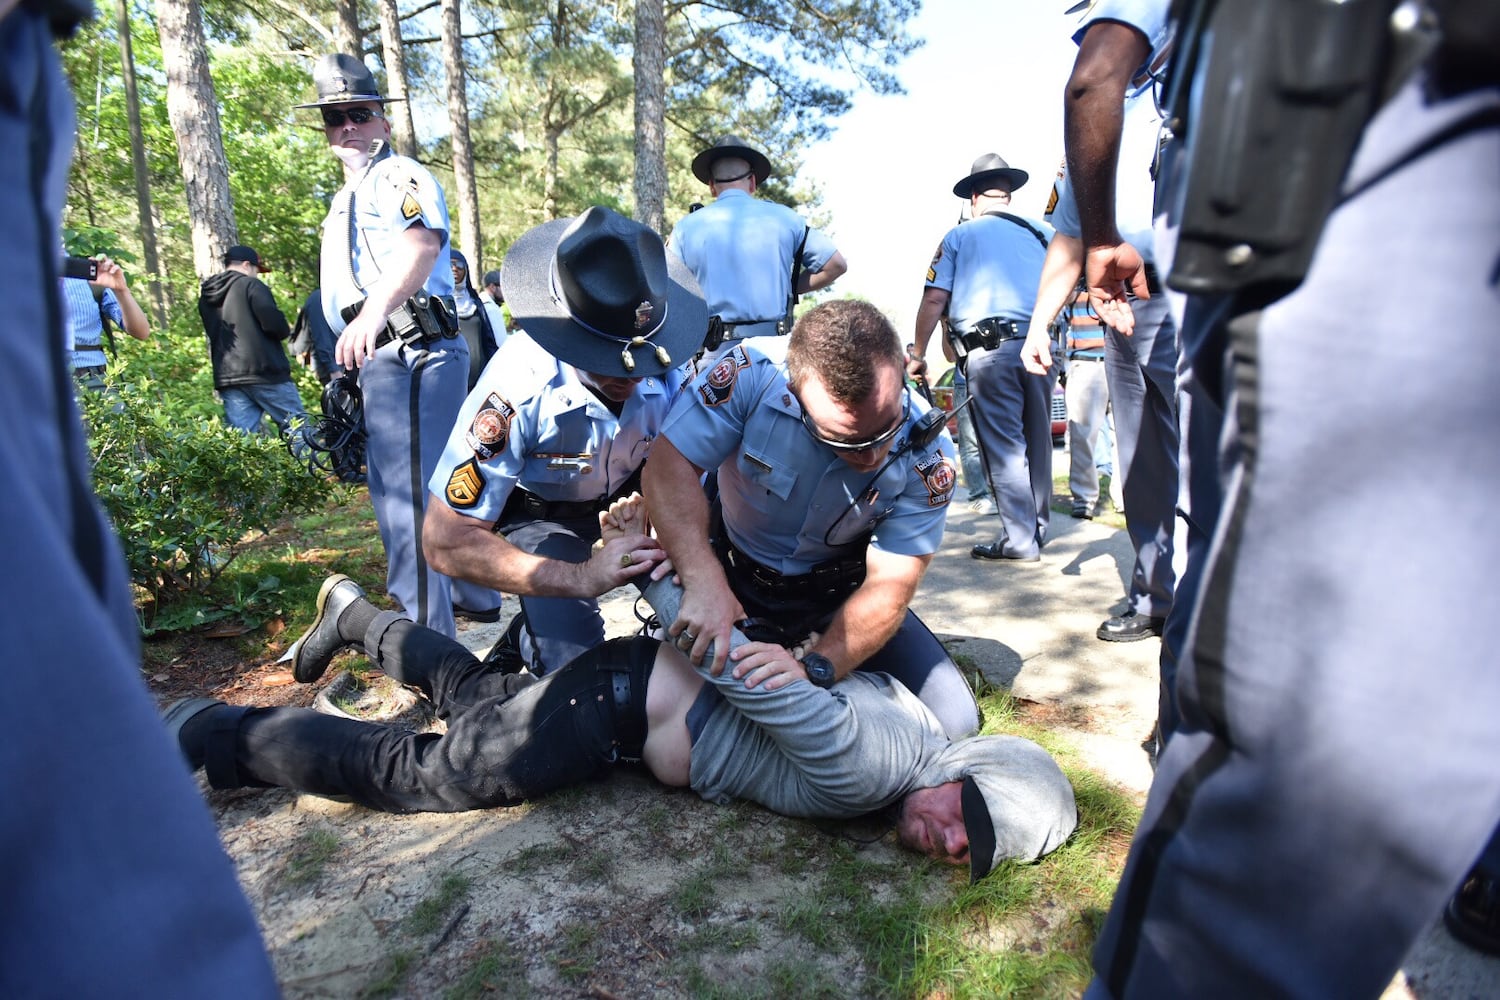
[115,0,166,327]
[334,0,361,56]
[543,124,560,222]
[632,0,666,234]
[440,0,480,267]
[155,0,237,279]
[375,0,419,157]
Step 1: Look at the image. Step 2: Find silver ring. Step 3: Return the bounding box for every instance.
[680,632,697,644]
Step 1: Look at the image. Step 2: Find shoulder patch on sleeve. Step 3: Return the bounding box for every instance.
[401,192,422,221]
[914,454,956,507]
[1045,182,1060,218]
[445,458,485,509]
[925,243,943,284]
[466,393,515,461]
[696,348,750,408]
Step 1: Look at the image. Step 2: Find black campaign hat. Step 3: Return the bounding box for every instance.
[691,135,772,186]
[295,54,406,109]
[952,153,1029,198]
[501,207,707,379]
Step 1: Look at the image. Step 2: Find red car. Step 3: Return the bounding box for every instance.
[928,366,1066,443]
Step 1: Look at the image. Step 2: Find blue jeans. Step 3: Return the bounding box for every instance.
[220,380,309,453]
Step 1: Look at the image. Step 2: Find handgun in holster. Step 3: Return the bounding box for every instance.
[341,292,459,348]
[1160,0,1426,302]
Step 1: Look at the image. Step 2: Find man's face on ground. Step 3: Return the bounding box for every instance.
[578,370,643,403]
[323,100,391,170]
[895,781,970,866]
[795,361,906,472]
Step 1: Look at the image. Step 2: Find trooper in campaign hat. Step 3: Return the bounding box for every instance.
[951,152,1030,199]
[670,134,847,354]
[422,207,705,676]
[295,53,405,109]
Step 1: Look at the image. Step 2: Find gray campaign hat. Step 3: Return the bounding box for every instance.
[952,153,1030,198]
[691,135,773,186]
[924,735,1078,882]
[295,54,405,109]
[501,206,707,379]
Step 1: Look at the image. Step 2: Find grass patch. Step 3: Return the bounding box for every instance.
[359,949,416,999]
[282,827,341,886]
[508,841,572,875]
[445,939,528,999]
[553,921,598,981]
[406,872,472,936]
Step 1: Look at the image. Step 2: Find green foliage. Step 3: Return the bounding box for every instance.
[283,826,341,886]
[79,325,330,622]
[407,873,472,936]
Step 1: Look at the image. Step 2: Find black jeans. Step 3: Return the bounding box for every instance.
[206,616,652,813]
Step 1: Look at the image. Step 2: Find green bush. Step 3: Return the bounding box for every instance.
[79,329,330,617]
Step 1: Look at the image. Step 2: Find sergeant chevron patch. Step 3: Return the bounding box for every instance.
[445,458,484,509]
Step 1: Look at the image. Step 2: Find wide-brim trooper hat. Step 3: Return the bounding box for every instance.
[295,53,406,109]
[952,153,1030,199]
[920,735,1078,882]
[502,206,707,378]
[691,134,773,186]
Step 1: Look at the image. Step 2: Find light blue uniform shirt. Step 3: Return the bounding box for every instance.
[61,277,121,369]
[1074,0,1171,59]
[667,189,839,326]
[661,342,956,573]
[924,213,1054,332]
[430,331,683,522]
[319,151,454,331]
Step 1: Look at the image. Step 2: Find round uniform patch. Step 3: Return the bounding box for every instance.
[696,347,748,408]
[915,454,957,507]
[465,393,515,461]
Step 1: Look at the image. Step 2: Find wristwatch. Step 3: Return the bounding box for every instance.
[801,652,837,689]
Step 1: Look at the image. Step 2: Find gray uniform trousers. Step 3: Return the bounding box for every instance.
[361,337,469,637]
[0,13,276,995]
[1104,294,1179,619]
[502,513,608,675]
[966,337,1055,558]
[1087,75,1500,999]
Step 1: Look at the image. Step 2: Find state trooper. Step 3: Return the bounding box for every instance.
[909,155,1055,563]
[423,207,706,675]
[1021,40,1180,646]
[300,54,470,637]
[641,299,980,740]
[667,135,847,356]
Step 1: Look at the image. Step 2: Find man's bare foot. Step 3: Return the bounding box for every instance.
[600,491,648,542]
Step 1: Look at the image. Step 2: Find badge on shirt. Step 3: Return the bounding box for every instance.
[914,454,956,507]
[697,348,749,408]
[466,393,515,461]
[445,458,484,509]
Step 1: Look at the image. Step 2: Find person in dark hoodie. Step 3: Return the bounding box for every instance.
[449,249,505,391]
[198,244,310,448]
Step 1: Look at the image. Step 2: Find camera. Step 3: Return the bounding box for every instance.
[62,255,99,281]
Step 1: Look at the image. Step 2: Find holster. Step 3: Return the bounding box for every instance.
[1162,0,1404,299]
[341,292,459,349]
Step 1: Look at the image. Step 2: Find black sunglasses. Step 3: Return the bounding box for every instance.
[798,387,909,453]
[321,107,384,128]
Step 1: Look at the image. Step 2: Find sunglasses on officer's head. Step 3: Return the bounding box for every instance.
[321,107,385,128]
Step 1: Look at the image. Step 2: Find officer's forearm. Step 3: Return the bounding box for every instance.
[641,437,721,588]
[359,225,443,318]
[799,251,847,294]
[423,497,594,598]
[810,549,928,678]
[1026,234,1085,342]
[1064,20,1148,250]
[912,289,948,360]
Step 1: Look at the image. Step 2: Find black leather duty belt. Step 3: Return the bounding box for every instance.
[1067,352,1105,361]
[956,316,1025,353]
[340,293,459,350]
[500,487,608,524]
[716,533,865,605]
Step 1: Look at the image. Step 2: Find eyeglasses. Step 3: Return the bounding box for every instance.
[797,387,908,453]
[321,107,385,128]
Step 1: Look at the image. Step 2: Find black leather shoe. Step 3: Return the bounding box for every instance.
[453,604,503,623]
[288,574,365,683]
[162,697,227,771]
[971,541,1040,562]
[1070,498,1092,520]
[1445,869,1500,956]
[1096,611,1166,642]
[482,611,529,674]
